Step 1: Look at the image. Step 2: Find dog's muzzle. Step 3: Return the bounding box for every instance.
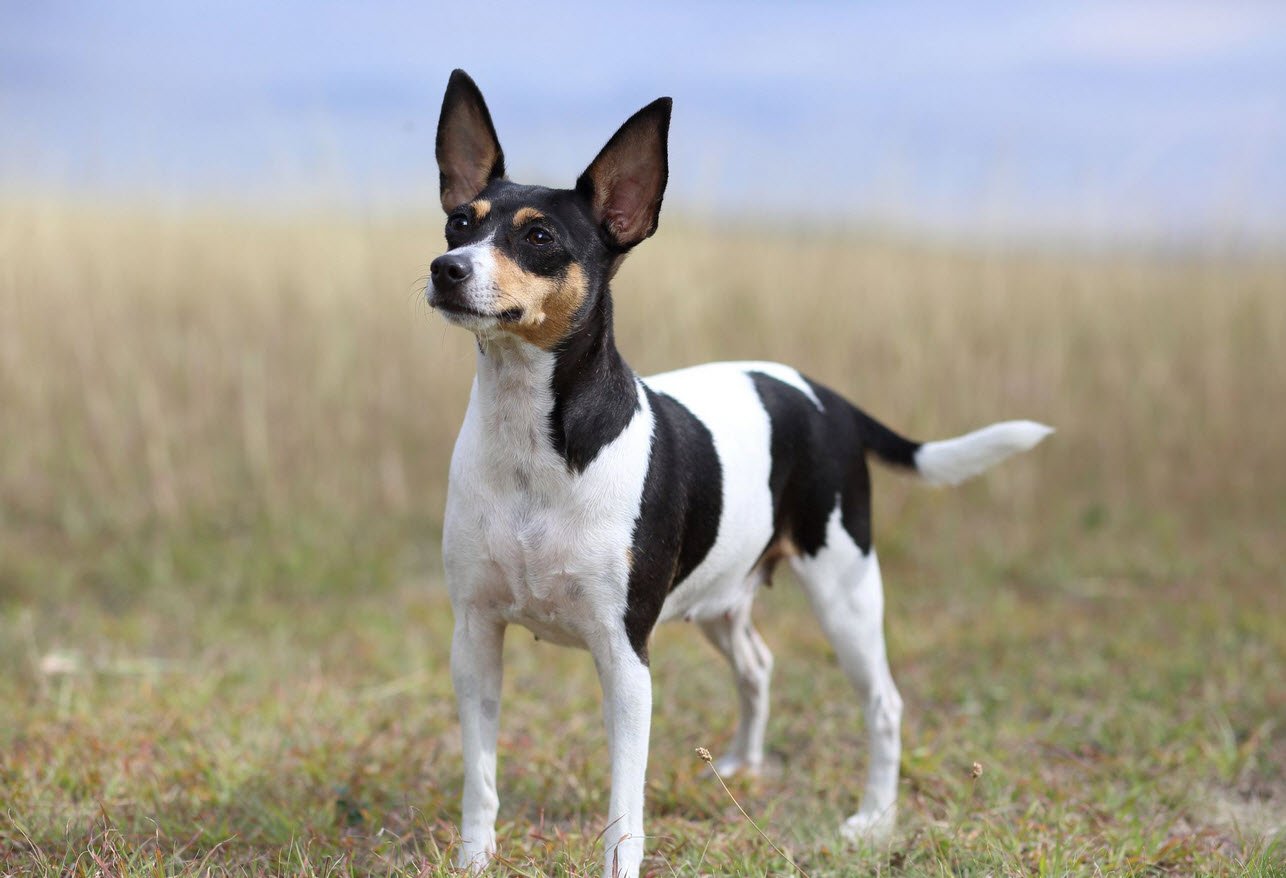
[430,253,473,293]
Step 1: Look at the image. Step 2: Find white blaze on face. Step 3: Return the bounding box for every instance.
[433,243,501,313]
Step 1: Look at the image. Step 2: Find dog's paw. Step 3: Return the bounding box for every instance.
[455,839,496,873]
[712,753,764,777]
[839,807,896,844]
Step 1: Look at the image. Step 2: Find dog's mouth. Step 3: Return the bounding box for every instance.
[430,298,524,324]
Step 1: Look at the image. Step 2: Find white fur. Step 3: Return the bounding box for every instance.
[697,595,774,775]
[427,243,509,336]
[791,508,901,839]
[915,420,1054,486]
[645,363,778,624]
[669,360,825,411]
[445,336,655,876]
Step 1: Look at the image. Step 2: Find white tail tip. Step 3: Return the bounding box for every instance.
[915,420,1053,486]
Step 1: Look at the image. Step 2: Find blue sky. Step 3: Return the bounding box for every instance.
[3,1,1284,242]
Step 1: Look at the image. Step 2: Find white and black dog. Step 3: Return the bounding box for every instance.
[428,70,1051,878]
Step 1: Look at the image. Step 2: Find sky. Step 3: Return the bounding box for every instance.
[2,1,1285,243]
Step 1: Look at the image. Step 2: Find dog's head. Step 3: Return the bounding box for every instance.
[428,69,670,349]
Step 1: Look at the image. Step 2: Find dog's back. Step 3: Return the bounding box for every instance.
[638,359,1048,635]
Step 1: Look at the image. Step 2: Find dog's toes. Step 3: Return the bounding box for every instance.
[712,753,743,775]
[839,807,896,844]
[712,753,763,777]
[456,843,496,873]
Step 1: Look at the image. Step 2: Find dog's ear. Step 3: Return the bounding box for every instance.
[576,97,671,251]
[436,69,505,212]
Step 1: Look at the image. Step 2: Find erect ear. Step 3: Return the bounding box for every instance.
[576,97,671,251]
[435,69,505,212]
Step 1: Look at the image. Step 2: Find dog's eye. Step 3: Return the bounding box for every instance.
[447,214,471,234]
[525,226,553,246]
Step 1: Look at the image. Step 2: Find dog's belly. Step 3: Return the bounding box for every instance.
[657,561,762,624]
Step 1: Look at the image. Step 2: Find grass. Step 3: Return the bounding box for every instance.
[1,199,1283,875]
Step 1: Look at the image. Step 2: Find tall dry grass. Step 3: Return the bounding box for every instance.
[1,199,1282,552]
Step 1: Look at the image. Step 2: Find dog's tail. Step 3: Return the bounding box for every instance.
[857,410,1053,486]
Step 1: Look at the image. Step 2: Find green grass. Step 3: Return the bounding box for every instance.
[1,202,1283,875]
[2,499,1281,875]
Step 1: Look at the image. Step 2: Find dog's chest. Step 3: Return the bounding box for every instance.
[444,360,652,647]
[475,483,601,645]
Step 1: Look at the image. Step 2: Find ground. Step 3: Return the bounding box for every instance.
[1,203,1282,875]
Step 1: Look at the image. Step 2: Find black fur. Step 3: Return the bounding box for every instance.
[623,386,723,662]
[852,406,922,470]
[750,372,921,557]
[548,292,639,473]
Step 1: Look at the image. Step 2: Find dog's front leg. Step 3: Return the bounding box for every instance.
[592,635,652,878]
[451,613,506,872]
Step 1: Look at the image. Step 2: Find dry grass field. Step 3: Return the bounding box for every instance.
[1,199,1283,876]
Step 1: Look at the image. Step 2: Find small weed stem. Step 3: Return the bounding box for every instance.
[696,747,810,878]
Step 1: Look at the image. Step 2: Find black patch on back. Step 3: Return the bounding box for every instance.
[624,386,723,661]
[750,372,888,557]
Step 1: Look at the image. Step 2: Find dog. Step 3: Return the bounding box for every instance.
[427,69,1051,878]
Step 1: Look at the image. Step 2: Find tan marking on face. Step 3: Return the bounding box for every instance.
[511,207,545,227]
[489,252,588,350]
[471,200,491,221]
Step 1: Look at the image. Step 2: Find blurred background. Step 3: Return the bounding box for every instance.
[1,3,1283,875]
[5,1,1286,242]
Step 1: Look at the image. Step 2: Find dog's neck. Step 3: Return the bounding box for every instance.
[473,290,639,474]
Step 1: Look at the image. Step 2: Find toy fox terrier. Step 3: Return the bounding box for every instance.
[427,69,1051,878]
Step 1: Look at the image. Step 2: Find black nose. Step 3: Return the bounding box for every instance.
[430,254,473,291]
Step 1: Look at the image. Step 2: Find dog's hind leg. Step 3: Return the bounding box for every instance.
[791,527,902,843]
[698,594,774,776]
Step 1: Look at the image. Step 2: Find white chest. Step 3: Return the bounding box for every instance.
[442,343,654,647]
